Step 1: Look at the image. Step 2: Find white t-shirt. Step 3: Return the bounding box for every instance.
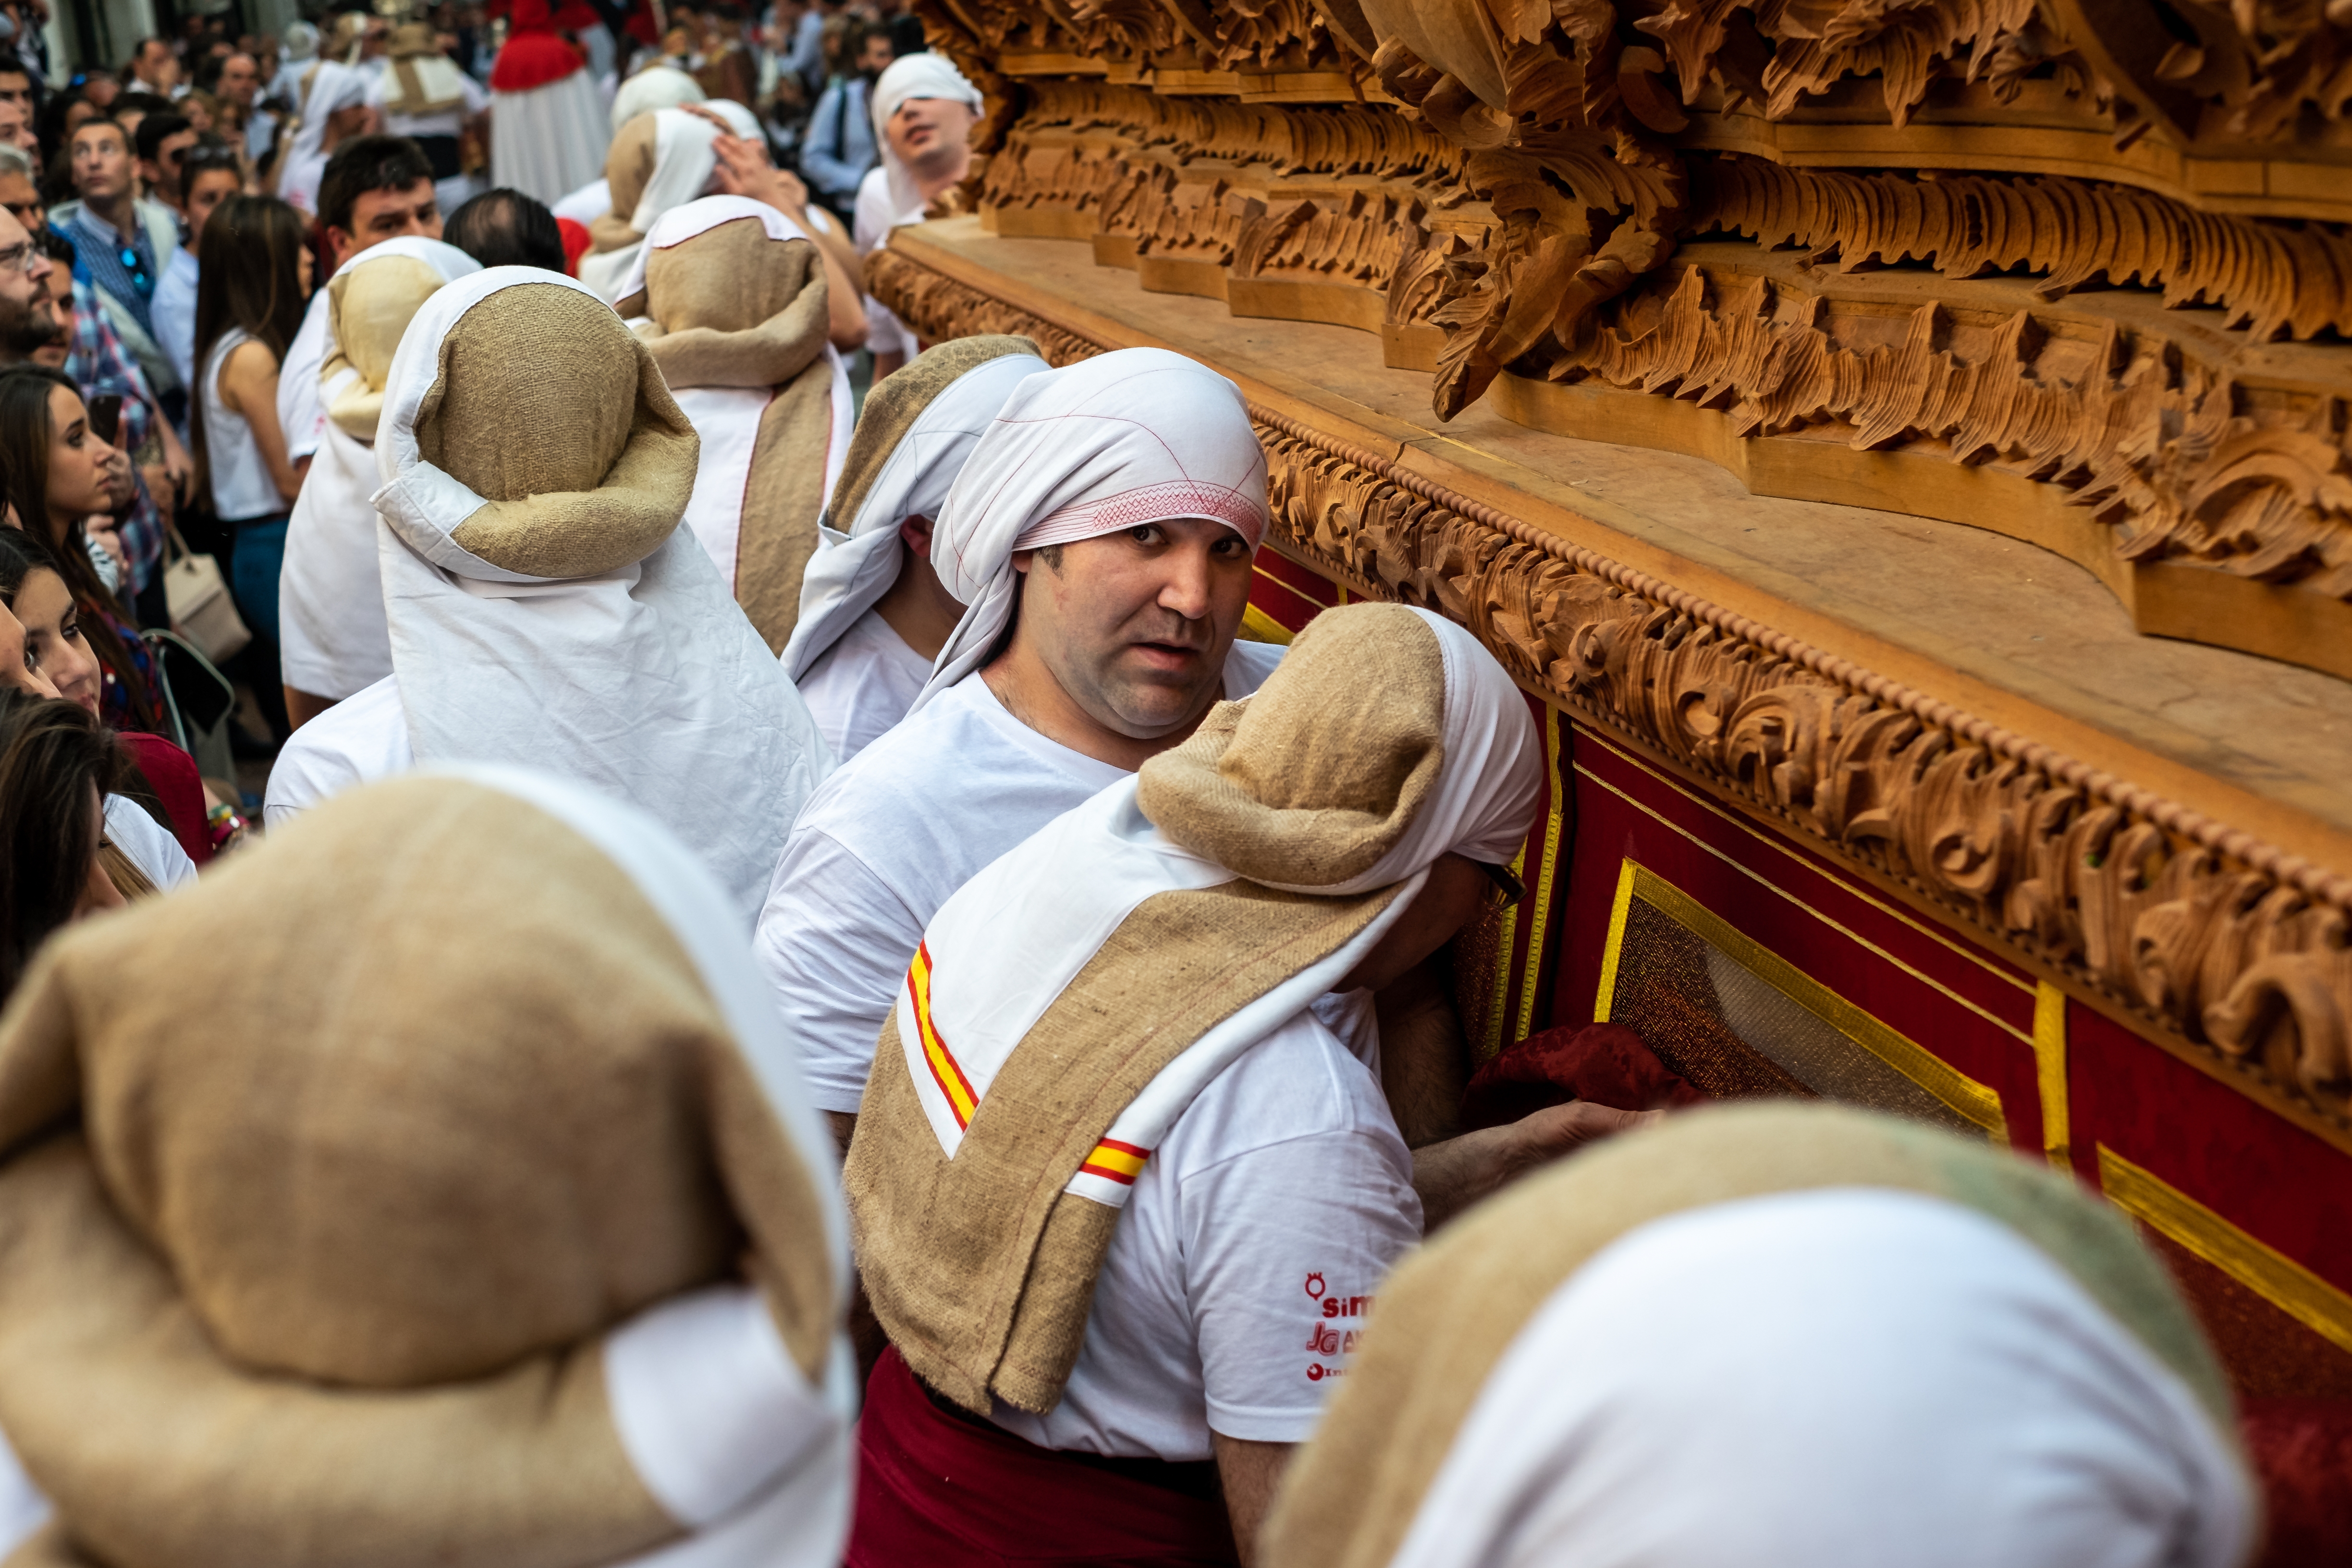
[103,794,197,892]
[277,286,334,464]
[261,674,412,829]
[153,246,198,397]
[990,998,1418,1460]
[851,166,914,360]
[551,177,612,226]
[792,607,929,763]
[755,638,1286,1115]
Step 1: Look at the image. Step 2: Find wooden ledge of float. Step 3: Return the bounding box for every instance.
[889,217,2352,882]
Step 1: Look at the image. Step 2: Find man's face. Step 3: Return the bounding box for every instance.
[856,32,893,75]
[0,71,30,116]
[328,178,440,267]
[0,170,43,234]
[142,127,196,206]
[136,40,178,90]
[69,123,130,203]
[885,95,975,172]
[184,167,238,238]
[0,101,34,177]
[1008,516,1253,739]
[219,52,260,107]
[0,204,57,357]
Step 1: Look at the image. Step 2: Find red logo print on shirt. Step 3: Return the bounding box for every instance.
[1303,1272,1325,1299]
[1304,1280,1370,1381]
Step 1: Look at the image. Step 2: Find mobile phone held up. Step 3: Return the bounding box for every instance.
[87,393,122,448]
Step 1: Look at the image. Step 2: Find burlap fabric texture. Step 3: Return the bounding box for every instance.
[588,115,659,255]
[1261,1101,2238,1568]
[385,23,466,115]
[820,334,1044,537]
[616,215,835,652]
[0,775,836,1568]
[323,255,450,441]
[416,283,698,580]
[845,605,1448,1415]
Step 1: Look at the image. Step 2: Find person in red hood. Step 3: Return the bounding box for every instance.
[486,0,610,207]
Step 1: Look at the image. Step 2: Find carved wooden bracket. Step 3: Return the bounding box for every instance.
[871,241,2352,1149]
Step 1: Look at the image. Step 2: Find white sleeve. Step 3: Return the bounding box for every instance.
[861,296,911,359]
[753,827,926,1116]
[277,293,332,463]
[1181,1123,1420,1444]
[0,1422,48,1562]
[102,794,196,891]
[261,675,411,829]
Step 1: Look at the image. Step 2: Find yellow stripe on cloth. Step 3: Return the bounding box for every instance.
[1078,1138,1150,1185]
[907,942,977,1129]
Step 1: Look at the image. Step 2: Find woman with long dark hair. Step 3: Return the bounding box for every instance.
[0,363,160,732]
[0,687,133,999]
[192,192,309,740]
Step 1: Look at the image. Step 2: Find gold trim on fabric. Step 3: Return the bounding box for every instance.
[2034,983,2071,1170]
[2098,1145,2352,1358]
[1512,709,1567,1044]
[1596,858,2011,1143]
[1239,603,1296,644]
[1575,757,2037,1046]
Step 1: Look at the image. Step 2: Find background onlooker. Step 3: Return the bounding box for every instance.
[51,113,182,404]
[0,687,131,997]
[192,194,309,744]
[798,18,887,225]
[151,139,240,396]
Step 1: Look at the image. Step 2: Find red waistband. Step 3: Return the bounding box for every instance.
[846,1347,1240,1568]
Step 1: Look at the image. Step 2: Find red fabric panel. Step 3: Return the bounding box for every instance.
[1459,1022,1706,1131]
[557,216,592,277]
[2241,1397,2352,1568]
[847,1347,1239,1568]
[489,27,585,92]
[116,731,210,866]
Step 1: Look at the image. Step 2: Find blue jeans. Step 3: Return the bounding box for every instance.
[229,513,288,649]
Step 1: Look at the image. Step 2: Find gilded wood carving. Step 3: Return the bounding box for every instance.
[869,242,2352,1145]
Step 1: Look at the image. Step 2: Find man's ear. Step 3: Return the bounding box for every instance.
[1009,546,1034,576]
[898,513,932,553]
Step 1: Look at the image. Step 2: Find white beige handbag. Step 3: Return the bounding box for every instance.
[161,527,251,665]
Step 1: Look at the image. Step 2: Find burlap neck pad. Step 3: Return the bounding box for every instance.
[1261,1102,2236,1568]
[0,774,841,1565]
[821,334,1043,535]
[324,254,451,441]
[616,219,836,650]
[844,876,1404,1417]
[413,285,698,579]
[590,115,660,253]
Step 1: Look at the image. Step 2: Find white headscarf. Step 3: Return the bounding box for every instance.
[578,102,764,303]
[609,195,855,603]
[370,266,832,924]
[1385,1187,2256,1568]
[275,61,367,211]
[867,52,984,223]
[279,237,482,702]
[918,347,1267,710]
[779,346,1046,682]
[441,764,857,1568]
[900,607,1539,1191]
[611,62,706,133]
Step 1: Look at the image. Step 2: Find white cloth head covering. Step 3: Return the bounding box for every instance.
[280,236,482,701]
[917,347,1268,710]
[609,195,855,606]
[370,266,832,923]
[867,52,984,222]
[779,345,1046,682]
[275,61,368,210]
[282,21,319,65]
[900,605,1539,1191]
[578,102,764,302]
[438,763,857,1568]
[1384,1187,2256,1568]
[611,62,706,133]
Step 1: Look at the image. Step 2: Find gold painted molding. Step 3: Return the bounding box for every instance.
[870,240,2352,1151]
[2099,1145,2352,1358]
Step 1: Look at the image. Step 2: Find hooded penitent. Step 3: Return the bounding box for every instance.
[610,196,851,654]
[781,335,1047,757]
[1262,1102,2258,1568]
[273,60,367,215]
[845,601,1541,1416]
[488,0,611,207]
[278,237,482,703]
[918,346,1269,710]
[579,103,764,304]
[0,768,854,1568]
[370,267,830,922]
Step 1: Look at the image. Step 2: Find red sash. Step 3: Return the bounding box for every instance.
[847,1347,1241,1568]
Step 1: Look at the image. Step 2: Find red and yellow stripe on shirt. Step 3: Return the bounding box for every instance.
[906,942,978,1129]
[1079,1137,1150,1186]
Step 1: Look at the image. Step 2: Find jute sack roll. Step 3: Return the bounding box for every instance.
[618,215,836,651]
[1260,1101,2237,1568]
[847,879,1403,1416]
[820,333,1043,536]
[415,285,698,580]
[323,255,447,440]
[0,775,837,1389]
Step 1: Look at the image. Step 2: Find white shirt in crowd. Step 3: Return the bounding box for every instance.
[851,165,916,360]
[103,794,196,892]
[792,608,930,763]
[152,246,199,398]
[260,675,410,830]
[991,994,1418,1460]
[200,329,284,523]
[277,287,334,465]
[756,639,1286,1115]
